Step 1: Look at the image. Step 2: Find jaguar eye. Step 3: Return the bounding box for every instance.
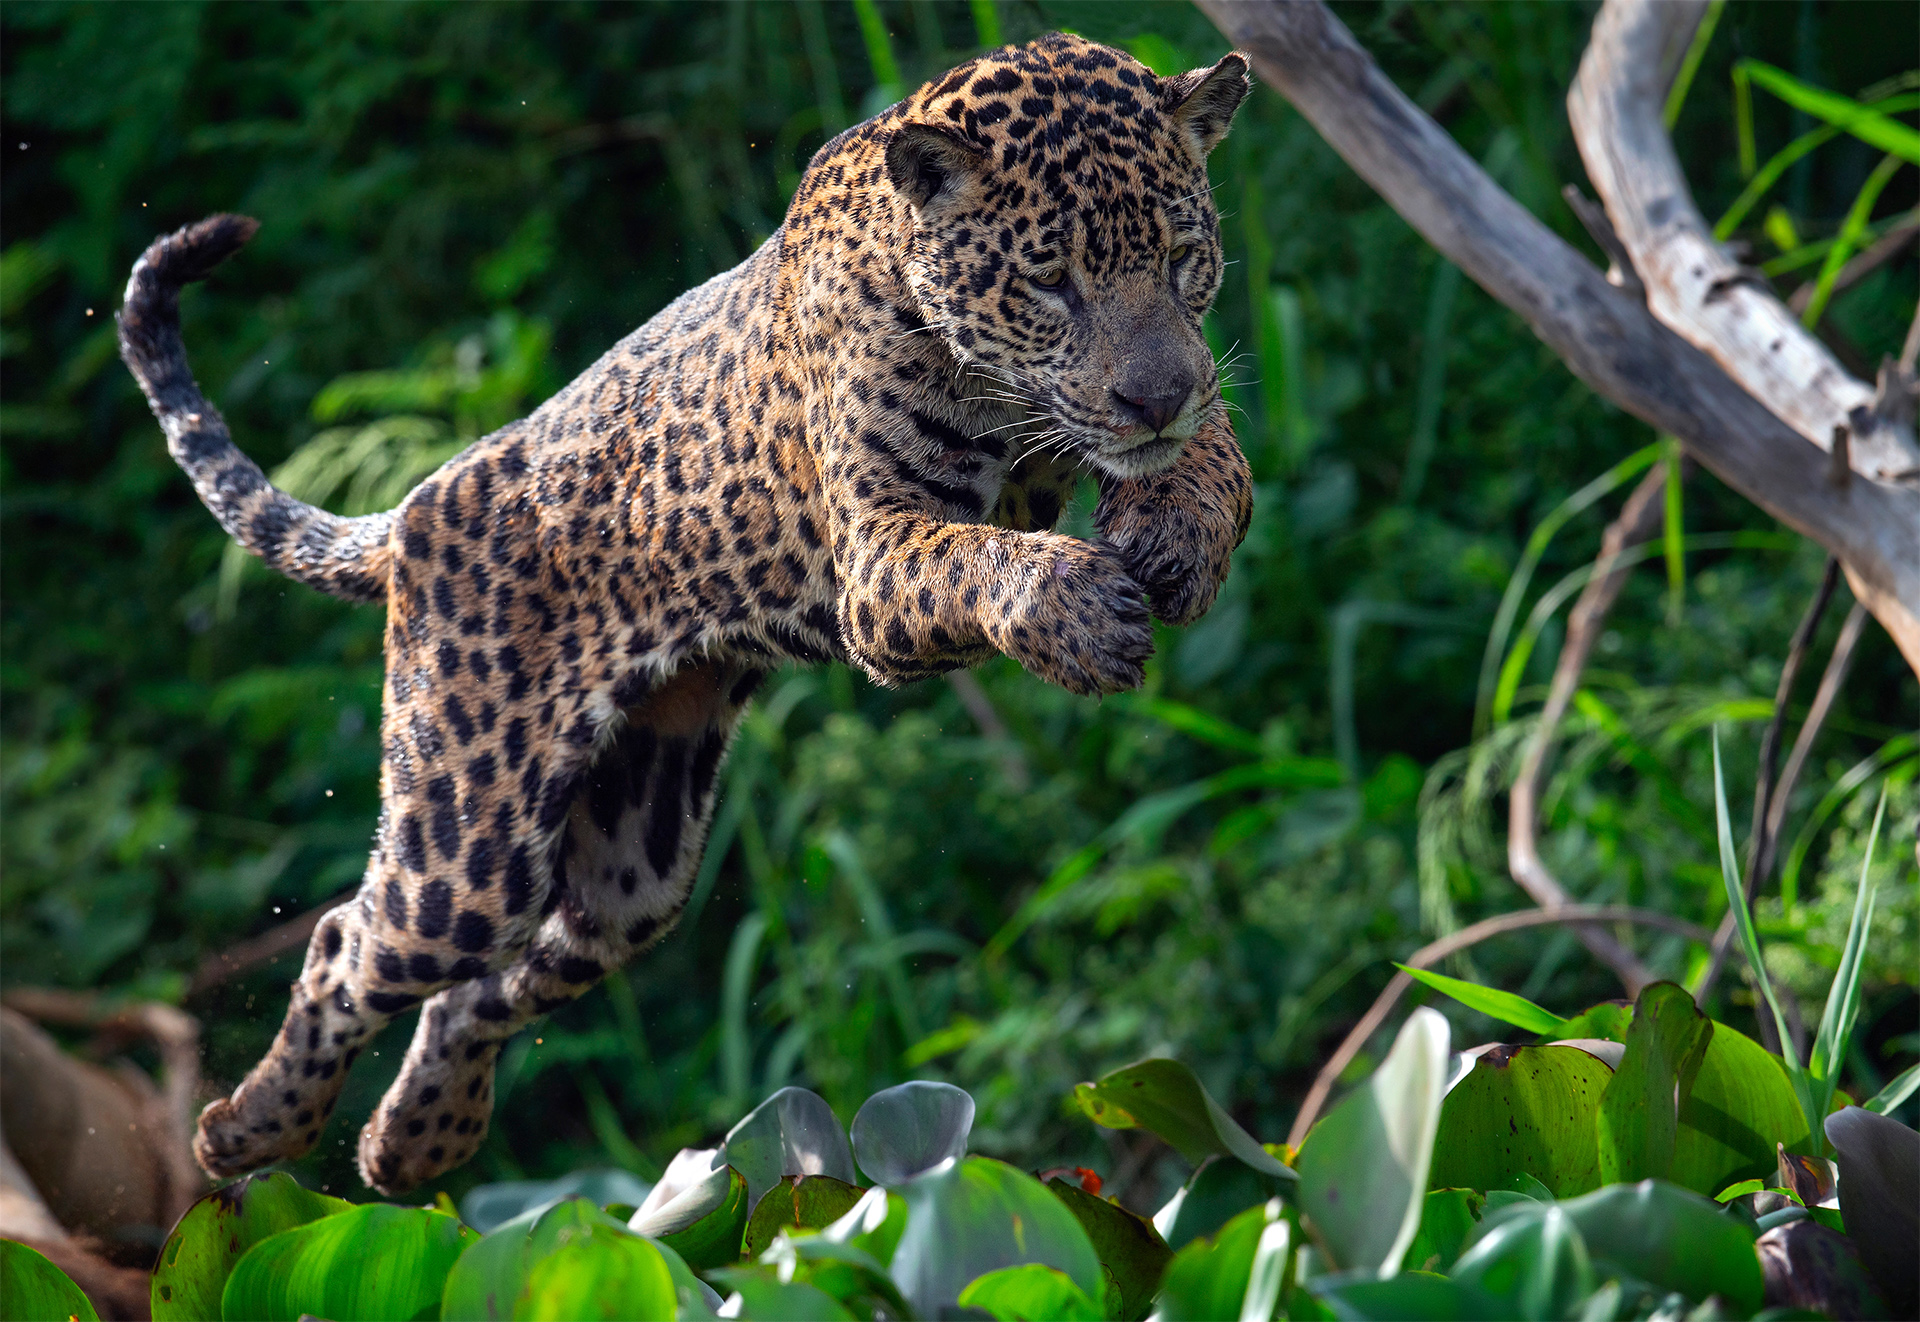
[1170,244,1193,264]
[1030,269,1065,288]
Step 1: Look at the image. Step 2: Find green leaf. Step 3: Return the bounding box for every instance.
[890,1156,1102,1319]
[1551,1001,1632,1044]
[1394,965,1568,1035]
[1863,1061,1920,1115]
[1735,59,1920,163]
[721,1086,859,1211]
[958,1264,1103,1320]
[1429,1045,1612,1198]
[1450,1202,1594,1321]
[222,1203,476,1321]
[1558,1181,1763,1314]
[1073,1058,1293,1178]
[1808,788,1887,1103]
[1,1239,99,1322]
[850,1080,974,1186]
[1315,1272,1503,1320]
[442,1195,629,1321]
[760,1223,914,1318]
[742,1174,867,1258]
[1673,1019,1812,1193]
[1296,1007,1450,1276]
[1598,982,1712,1184]
[657,1165,750,1270]
[1151,1201,1280,1322]
[1714,1178,1766,1203]
[1825,1106,1920,1316]
[1403,1189,1484,1273]
[460,1169,653,1234]
[151,1171,352,1320]
[822,1185,909,1267]
[517,1222,678,1321]
[1162,1153,1288,1250]
[1046,1178,1172,1321]
[708,1267,858,1320]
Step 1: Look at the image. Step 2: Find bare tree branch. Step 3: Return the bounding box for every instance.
[1285,904,1713,1146]
[1193,0,1920,673]
[1508,465,1669,995]
[188,893,352,997]
[1569,0,1920,484]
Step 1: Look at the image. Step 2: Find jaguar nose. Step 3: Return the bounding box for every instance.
[1112,380,1192,435]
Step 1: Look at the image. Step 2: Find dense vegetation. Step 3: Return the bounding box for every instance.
[2,0,1914,1252]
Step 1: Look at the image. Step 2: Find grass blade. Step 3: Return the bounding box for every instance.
[1808,786,1888,1106]
[1714,93,1920,238]
[1394,964,1569,1036]
[1663,436,1685,625]
[1712,730,1823,1150]
[1799,153,1905,326]
[1736,59,1920,164]
[1863,1062,1920,1116]
[1663,0,1725,127]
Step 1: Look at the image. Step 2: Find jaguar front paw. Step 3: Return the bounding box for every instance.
[994,541,1152,696]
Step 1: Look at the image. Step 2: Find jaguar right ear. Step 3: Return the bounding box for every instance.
[886,124,987,212]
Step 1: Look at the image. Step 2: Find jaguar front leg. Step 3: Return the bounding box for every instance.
[1094,414,1253,626]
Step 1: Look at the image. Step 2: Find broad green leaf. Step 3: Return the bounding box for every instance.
[1450,1203,1594,1321]
[1314,1272,1502,1320]
[758,1228,915,1318]
[1597,981,1711,1184]
[890,1156,1102,1319]
[1864,1061,1920,1115]
[850,1080,974,1186]
[1162,1154,1287,1250]
[1672,1019,1810,1193]
[1402,1188,1483,1273]
[742,1174,866,1258]
[657,1165,749,1270]
[1552,1002,1632,1045]
[442,1195,627,1321]
[1558,1181,1763,1314]
[1073,1058,1292,1178]
[1429,1045,1612,1197]
[627,1148,729,1238]
[708,1267,858,1320]
[460,1168,653,1234]
[1736,59,1920,163]
[1714,1178,1766,1203]
[1394,965,1568,1035]
[721,1086,858,1211]
[957,1264,1103,1320]
[822,1185,908,1266]
[1046,1177,1172,1321]
[222,1203,476,1322]
[1296,1007,1450,1276]
[1,1239,99,1322]
[517,1222,677,1321]
[1825,1106,1920,1316]
[151,1171,352,1320]
[1150,1202,1276,1322]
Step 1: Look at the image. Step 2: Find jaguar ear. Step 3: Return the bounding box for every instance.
[886,123,987,211]
[1162,52,1251,161]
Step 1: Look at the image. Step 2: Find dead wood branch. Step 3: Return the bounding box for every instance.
[1193,0,1920,673]
[1286,904,1713,1146]
[188,892,353,997]
[1569,0,1920,485]
[1508,465,1669,995]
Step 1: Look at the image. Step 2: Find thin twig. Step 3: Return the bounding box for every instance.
[1286,904,1713,1146]
[1697,598,1869,1003]
[1507,465,1669,995]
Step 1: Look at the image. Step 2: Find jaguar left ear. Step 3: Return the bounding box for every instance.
[886,123,987,212]
[1163,52,1252,161]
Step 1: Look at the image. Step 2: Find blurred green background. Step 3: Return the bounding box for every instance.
[3,0,1914,1209]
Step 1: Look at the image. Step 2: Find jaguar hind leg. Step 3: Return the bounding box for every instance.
[356,659,761,1194]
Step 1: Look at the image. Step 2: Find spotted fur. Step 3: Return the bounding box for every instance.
[118,34,1252,1194]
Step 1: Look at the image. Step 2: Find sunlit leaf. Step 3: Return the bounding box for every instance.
[1430,1045,1612,1197]
[1735,59,1920,163]
[957,1263,1102,1321]
[889,1156,1101,1319]
[1599,982,1712,1184]
[444,1195,644,1321]
[1151,1201,1279,1322]
[1074,1058,1292,1178]
[742,1175,866,1258]
[1863,1061,1920,1116]
[1402,1188,1484,1274]
[151,1171,352,1321]
[850,1080,974,1186]
[1296,1007,1450,1276]
[1551,1001,1632,1045]
[222,1203,475,1322]
[2,1239,99,1322]
[1673,1019,1810,1193]
[655,1164,749,1270]
[721,1087,858,1210]
[517,1222,677,1321]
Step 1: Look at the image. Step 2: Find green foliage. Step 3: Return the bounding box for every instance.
[2,0,1912,1231]
[150,1170,352,1320]
[1,1240,100,1322]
